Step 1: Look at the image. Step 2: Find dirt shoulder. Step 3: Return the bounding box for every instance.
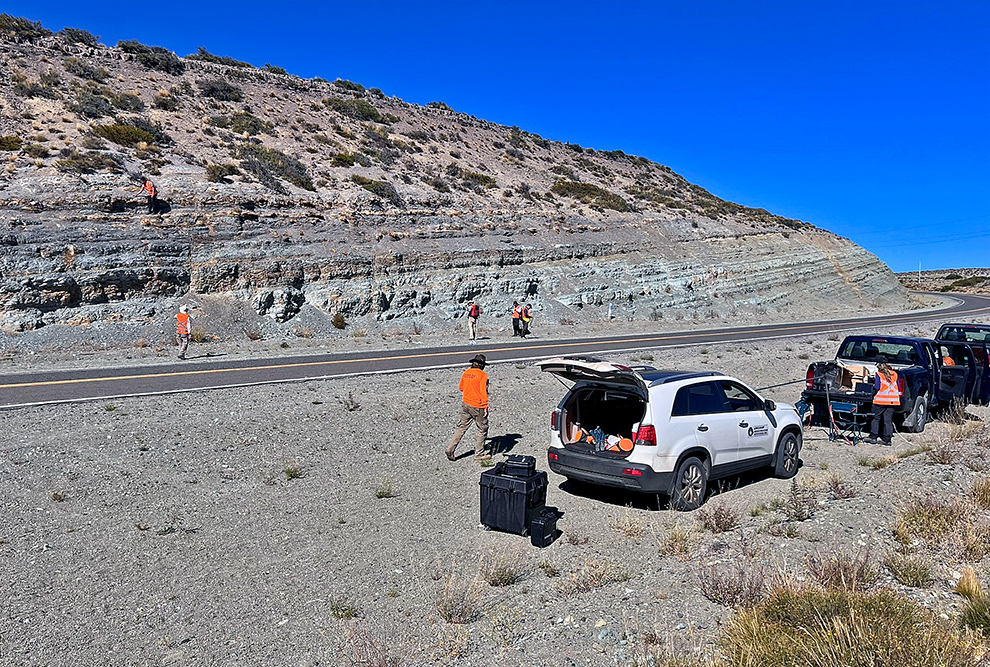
[3,321,990,665]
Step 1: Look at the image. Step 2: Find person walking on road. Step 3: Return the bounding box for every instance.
[446,354,490,461]
[511,301,522,337]
[520,303,533,338]
[175,304,191,360]
[141,177,158,214]
[867,362,900,445]
[467,301,481,342]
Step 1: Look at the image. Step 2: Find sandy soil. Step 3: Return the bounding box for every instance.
[2,311,988,666]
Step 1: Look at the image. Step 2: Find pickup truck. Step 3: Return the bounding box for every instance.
[935,323,990,406]
[801,335,988,434]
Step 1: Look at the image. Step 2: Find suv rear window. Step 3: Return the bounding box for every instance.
[672,382,728,416]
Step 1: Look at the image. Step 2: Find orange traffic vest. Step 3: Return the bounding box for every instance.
[176,312,190,336]
[873,371,900,406]
[512,305,521,319]
[522,306,531,322]
[144,181,157,196]
[458,367,488,409]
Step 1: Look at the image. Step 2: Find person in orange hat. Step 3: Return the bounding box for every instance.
[446,354,490,461]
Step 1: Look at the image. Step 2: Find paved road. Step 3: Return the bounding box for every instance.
[3,293,989,410]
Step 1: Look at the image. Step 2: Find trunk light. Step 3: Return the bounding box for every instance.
[897,376,905,397]
[550,411,558,430]
[548,451,559,461]
[806,367,816,389]
[634,425,657,446]
[622,468,643,477]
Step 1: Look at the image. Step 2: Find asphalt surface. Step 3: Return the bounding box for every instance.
[2,293,989,410]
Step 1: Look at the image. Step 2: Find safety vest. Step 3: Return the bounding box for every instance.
[176,312,190,336]
[522,306,531,322]
[512,305,521,319]
[469,304,480,318]
[144,181,157,196]
[873,371,900,406]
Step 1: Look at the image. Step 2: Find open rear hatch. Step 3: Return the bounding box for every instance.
[540,356,648,459]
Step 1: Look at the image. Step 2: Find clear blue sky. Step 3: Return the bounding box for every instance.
[8,1,989,272]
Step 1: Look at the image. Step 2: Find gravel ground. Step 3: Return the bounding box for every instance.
[2,312,989,666]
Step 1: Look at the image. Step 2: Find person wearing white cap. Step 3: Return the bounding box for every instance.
[175,304,191,360]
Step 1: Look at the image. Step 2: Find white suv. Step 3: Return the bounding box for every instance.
[541,356,803,510]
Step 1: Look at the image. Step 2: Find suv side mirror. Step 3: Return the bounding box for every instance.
[764,400,776,412]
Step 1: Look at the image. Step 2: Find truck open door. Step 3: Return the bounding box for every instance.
[936,343,972,407]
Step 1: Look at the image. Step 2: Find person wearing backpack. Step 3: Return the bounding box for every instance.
[467,301,481,342]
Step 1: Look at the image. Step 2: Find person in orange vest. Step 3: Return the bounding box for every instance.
[445,354,490,461]
[141,177,158,213]
[175,304,191,360]
[466,300,481,342]
[867,362,900,445]
[511,301,522,337]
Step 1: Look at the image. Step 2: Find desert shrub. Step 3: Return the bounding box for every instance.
[460,169,496,189]
[234,143,314,192]
[328,595,359,619]
[697,502,740,533]
[11,70,61,99]
[91,124,155,147]
[333,78,365,93]
[885,553,933,588]
[210,112,270,136]
[56,150,122,174]
[351,175,403,207]
[960,596,990,636]
[263,64,288,76]
[125,117,172,146]
[69,86,114,119]
[324,97,384,122]
[807,549,879,591]
[186,47,252,68]
[22,143,49,158]
[63,57,107,82]
[153,92,180,111]
[436,573,484,624]
[699,563,766,608]
[111,91,144,112]
[58,27,98,45]
[482,551,524,587]
[783,479,817,521]
[117,40,185,74]
[955,567,984,600]
[559,559,630,596]
[722,587,978,667]
[658,525,698,559]
[427,101,452,110]
[0,136,23,151]
[971,477,990,510]
[0,14,51,42]
[403,129,430,141]
[551,180,634,212]
[331,152,355,167]
[894,495,968,545]
[197,77,243,101]
[205,162,239,182]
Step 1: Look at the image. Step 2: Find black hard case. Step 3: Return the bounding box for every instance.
[479,462,548,535]
[529,506,560,548]
[504,454,537,477]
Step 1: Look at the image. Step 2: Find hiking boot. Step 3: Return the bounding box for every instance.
[445,449,456,461]
[864,437,877,444]
[474,453,492,461]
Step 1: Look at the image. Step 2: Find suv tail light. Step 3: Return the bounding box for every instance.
[806,367,816,389]
[622,468,643,477]
[634,425,656,446]
[897,376,905,397]
[550,411,558,430]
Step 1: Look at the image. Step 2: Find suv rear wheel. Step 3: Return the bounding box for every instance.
[670,456,709,511]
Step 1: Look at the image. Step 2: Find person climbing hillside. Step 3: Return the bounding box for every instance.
[140,177,158,214]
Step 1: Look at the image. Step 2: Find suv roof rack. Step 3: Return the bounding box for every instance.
[641,370,722,385]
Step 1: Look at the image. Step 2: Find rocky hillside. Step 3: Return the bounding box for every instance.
[0,17,908,336]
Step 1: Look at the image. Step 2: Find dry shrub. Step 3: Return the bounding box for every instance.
[190,325,208,343]
[826,474,857,500]
[927,439,961,465]
[948,419,986,444]
[885,553,934,588]
[133,337,148,348]
[721,587,980,667]
[243,326,262,341]
[435,573,485,624]
[955,567,984,601]
[806,549,878,591]
[784,479,817,521]
[960,596,990,637]
[342,623,408,667]
[699,563,766,609]
[954,519,990,561]
[610,506,645,539]
[697,502,740,533]
[971,477,990,510]
[481,550,524,587]
[559,559,630,596]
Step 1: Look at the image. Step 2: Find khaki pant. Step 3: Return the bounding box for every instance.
[468,316,478,340]
[447,403,489,457]
[177,333,190,359]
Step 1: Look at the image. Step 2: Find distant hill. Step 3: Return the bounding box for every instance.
[0,15,908,335]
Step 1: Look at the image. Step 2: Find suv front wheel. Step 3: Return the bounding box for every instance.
[773,431,800,479]
[670,456,709,511]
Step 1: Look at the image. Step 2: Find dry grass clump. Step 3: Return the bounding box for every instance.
[435,573,485,624]
[697,502,740,533]
[893,495,968,545]
[926,438,962,465]
[698,563,767,609]
[970,477,990,510]
[783,479,817,521]
[825,473,857,500]
[806,549,878,591]
[720,586,981,667]
[885,553,934,588]
[658,524,699,559]
[610,506,645,539]
[342,623,408,667]
[481,550,524,587]
[329,595,360,619]
[559,559,630,596]
[954,567,984,600]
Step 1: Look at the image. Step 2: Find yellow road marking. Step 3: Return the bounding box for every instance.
[2,297,988,390]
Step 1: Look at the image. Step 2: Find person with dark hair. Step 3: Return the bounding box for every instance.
[467,301,481,342]
[141,177,158,213]
[520,303,533,338]
[511,301,521,337]
[867,362,900,445]
[445,354,490,461]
